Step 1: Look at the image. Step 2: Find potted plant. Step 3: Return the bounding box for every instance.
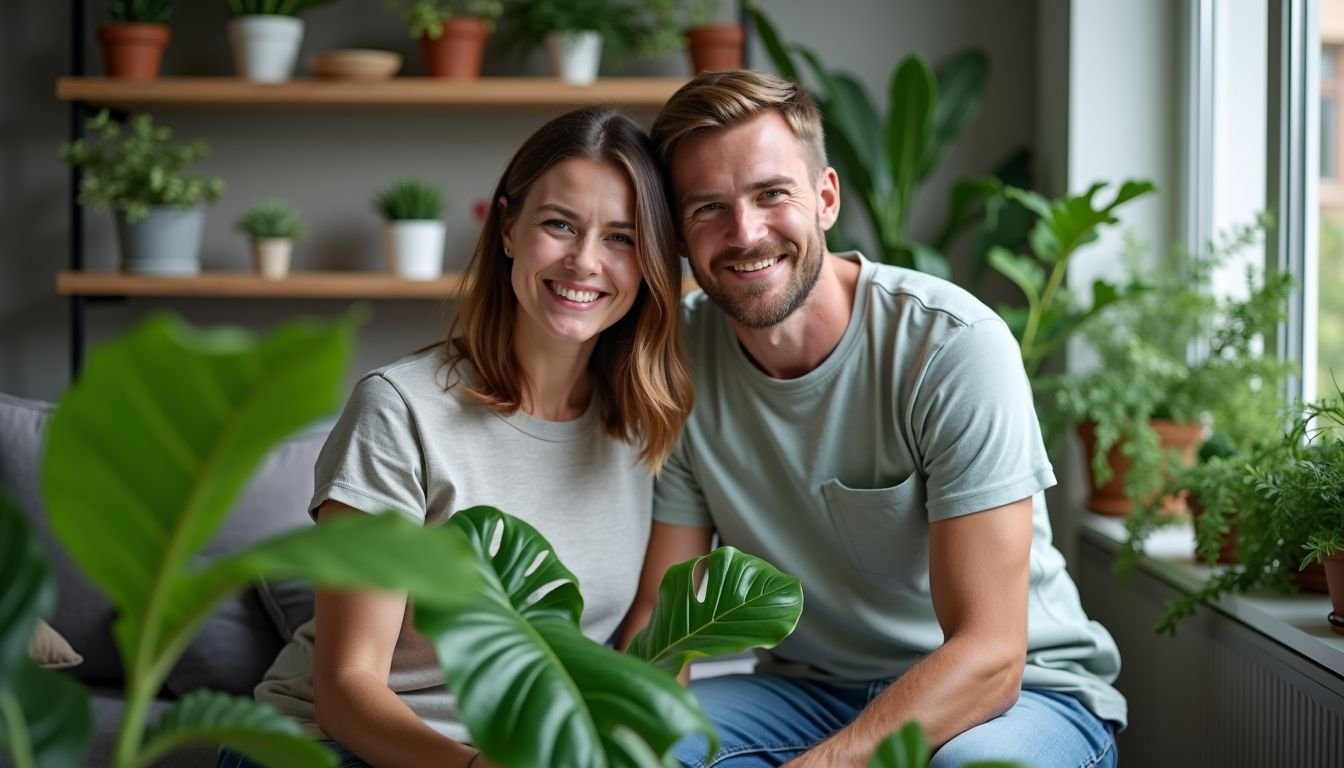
[681,0,742,73]
[59,110,224,276]
[0,315,803,767]
[1044,217,1295,516]
[499,0,680,85]
[374,178,445,280]
[236,199,305,279]
[386,0,503,79]
[226,0,339,84]
[99,0,173,80]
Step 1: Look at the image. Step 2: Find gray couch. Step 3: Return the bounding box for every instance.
[0,392,327,768]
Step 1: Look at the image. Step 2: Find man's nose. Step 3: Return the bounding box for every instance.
[726,204,767,249]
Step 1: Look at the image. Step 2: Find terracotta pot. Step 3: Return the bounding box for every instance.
[1294,560,1330,594]
[1078,419,1204,517]
[685,24,744,73]
[98,22,170,80]
[1187,492,1239,564]
[421,17,489,79]
[1324,553,1344,636]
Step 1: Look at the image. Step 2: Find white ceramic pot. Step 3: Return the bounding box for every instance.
[252,238,292,280]
[385,220,446,280]
[228,16,304,84]
[545,30,602,86]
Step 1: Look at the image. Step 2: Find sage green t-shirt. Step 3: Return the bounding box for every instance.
[256,349,653,742]
[654,252,1126,727]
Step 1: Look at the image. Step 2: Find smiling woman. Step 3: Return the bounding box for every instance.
[226,106,694,768]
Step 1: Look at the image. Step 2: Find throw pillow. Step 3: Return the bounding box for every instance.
[28,618,83,670]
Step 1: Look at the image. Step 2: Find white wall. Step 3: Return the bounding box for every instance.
[0,0,1039,402]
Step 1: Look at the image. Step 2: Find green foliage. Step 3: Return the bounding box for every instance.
[988,180,1156,377]
[867,721,1027,768]
[682,0,721,27]
[0,495,93,768]
[418,506,803,766]
[236,199,306,239]
[626,546,803,674]
[59,110,224,224]
[226,0,337,16]
[747,3,1027,280]
[498,0,685,62]
[1260,388,1344,566]
[373,177,444,220]
[1044,216,1295,512]
[385,0,504,37]
[108,0,173,23]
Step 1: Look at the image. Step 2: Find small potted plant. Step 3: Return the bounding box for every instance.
[226,0,338,83]
[236,199,305,279]
[99,0,173,80]
[59,110,224,275]
[374,178,445,280]
[1044,217,1295,516]
[682,0,742,73]
[499,0,681,85]
[386,0,503,79]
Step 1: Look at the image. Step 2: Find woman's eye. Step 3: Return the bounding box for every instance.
[693,202,724,217]
[543,219,575,233]
[608,232,635,246]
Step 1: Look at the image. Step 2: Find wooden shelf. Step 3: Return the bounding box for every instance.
[57,270,465,299]
[56,77,687,113]
[57,270,701,299]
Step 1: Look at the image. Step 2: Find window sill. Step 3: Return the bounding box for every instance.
[1077,512,1344,678]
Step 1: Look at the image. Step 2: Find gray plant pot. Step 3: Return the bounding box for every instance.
[115,206,206,275]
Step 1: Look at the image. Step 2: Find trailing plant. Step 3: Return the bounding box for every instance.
[108,0,173,23]
[498,0,684,63]
[226,0,337,16]
[1043,216,1295,512]
[747,2,1031,280]
[59,110,224,224]
[373,178,444,220]
[0,314,803,768]
[236,199,306,239]
[384,0,504,37]
[987,179,1156,377]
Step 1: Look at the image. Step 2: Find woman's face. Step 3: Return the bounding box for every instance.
[504,157,644,355]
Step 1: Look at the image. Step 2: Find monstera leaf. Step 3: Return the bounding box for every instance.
[626,546,802,675]
[417,506,718,768]
[141,691,334,768]
[868,721,1027,768]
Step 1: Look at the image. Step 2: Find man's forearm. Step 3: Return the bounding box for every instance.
[791,637,1022,766]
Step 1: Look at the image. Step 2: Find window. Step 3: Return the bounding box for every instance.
[1319,8,1344,395]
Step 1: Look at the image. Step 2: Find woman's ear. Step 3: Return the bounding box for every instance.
[498,196,513,257]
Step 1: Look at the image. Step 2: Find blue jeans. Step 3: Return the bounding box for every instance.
[674,674,1117,768]
[216,741,368,768]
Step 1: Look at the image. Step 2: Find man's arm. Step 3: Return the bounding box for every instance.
[618,521,715,683]
[785,496,1033,767]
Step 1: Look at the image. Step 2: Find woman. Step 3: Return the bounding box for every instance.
[219,106,692,768]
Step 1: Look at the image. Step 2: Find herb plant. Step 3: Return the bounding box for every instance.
[236,199,306,239]
[373,178,444,221]
[108,0,173,23]
[385,0,504,37]
[226,0,337,15]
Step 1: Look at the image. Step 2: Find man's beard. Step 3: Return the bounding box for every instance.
[689,219,825,329]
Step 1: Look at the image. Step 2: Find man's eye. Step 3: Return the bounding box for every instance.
[762,189,787,200]
[693,202,724,216]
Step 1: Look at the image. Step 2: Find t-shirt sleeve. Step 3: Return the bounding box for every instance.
[652,432,714,528]
[910,317,1056,521]
[309,373,428,524]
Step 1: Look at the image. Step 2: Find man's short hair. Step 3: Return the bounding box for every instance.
[651,69,827,177]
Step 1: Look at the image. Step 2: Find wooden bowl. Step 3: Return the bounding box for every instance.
[309,49,402,80]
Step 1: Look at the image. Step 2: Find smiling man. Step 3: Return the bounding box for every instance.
[623,70,1126,768]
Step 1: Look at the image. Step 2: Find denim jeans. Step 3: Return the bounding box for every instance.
[216,741,369,768]
[674,674,1118,768]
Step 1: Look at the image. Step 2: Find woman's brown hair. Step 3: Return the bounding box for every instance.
[444,106,691,472]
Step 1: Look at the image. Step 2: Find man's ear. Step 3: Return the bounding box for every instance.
[816,166,841,231]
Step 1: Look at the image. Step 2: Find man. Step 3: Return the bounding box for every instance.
[624,70,1124,768]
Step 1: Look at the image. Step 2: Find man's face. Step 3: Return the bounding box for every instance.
[669,112,839,329]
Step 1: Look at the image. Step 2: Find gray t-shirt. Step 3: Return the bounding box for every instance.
[654,252,1126,727]
[256,349,653,742]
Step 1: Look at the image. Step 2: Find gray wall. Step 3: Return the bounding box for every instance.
[0,0,1038,401]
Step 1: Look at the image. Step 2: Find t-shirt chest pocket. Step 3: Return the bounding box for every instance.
[820,474,929,587]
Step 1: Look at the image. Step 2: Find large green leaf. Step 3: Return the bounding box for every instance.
[922,51,988,179]
[40,313,353,666]
[0,494,53,684]
[140,690,335,768]
[626,547,802,675]
[744,2,798,82]
[416,507,715,768]
[869,722,930,768]
[885,57,936,239]
[0,660,92,768]
[988,246,1044,303]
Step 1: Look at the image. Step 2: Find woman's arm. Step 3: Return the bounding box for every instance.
[310,501,485,768]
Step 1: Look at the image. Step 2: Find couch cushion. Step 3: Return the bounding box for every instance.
[0,392,330,696]
[28,618,82,670]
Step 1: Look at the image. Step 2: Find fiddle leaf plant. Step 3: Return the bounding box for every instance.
[419,506,805,767]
